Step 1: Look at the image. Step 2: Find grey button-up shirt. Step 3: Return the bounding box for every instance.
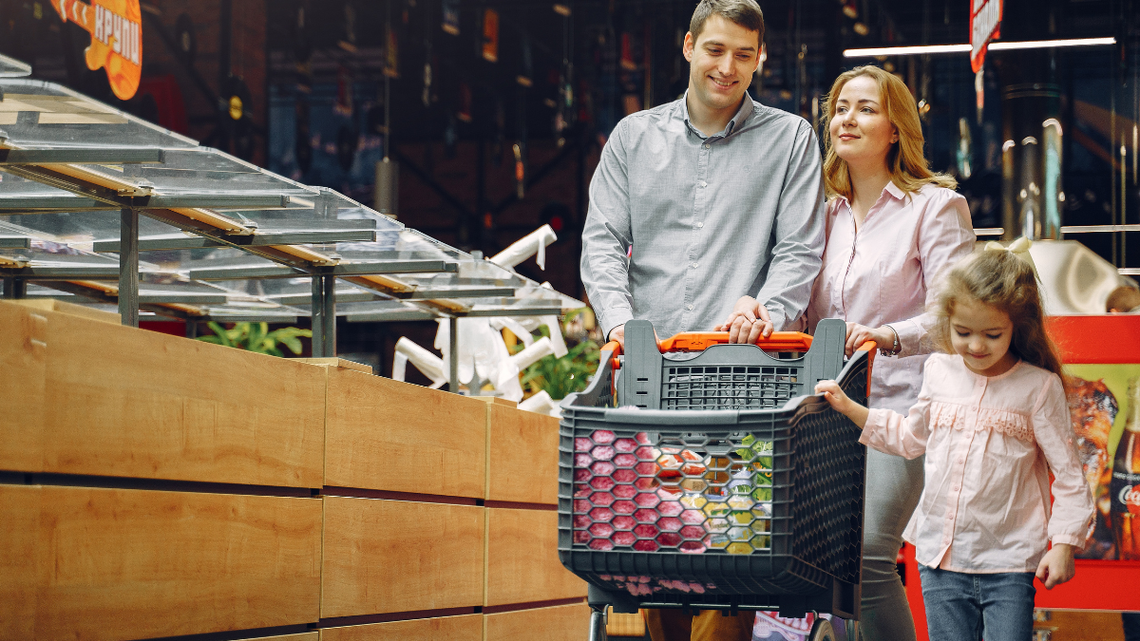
[581,94,826,340]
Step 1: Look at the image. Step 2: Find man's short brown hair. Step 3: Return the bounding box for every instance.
[690,0,765,45]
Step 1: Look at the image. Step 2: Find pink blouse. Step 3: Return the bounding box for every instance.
[862,354,1095,573]
[806,182,975,414]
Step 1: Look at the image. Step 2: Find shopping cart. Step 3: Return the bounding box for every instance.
[558,318,873,641]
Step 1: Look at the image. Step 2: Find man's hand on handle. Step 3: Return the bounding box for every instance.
[607,324,625,350]
[716,296,774,344]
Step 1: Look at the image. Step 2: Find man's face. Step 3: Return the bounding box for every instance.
[683,15,761,117]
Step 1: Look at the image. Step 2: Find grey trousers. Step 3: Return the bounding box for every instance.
[857,448,925,641]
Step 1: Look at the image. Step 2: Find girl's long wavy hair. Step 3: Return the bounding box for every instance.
[931,250,1064,378]
[820,65,956,201]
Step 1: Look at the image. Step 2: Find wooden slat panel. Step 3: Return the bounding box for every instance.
[485,509,586,606]
[319,614,482,641]
[33,486,322,641]
[322,497,485,617]
[484,603,590,641]
[486,405,559,505]
[0,302,46,472]
[238,629,321,634]
[324,370,486,498]
[41,312,325,487]
[0,485,43,640]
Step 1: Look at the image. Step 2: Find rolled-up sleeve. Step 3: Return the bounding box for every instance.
[753,121,826,330]
[1033,376,1096,548]
[892,190,975,357]
[581,122,635,340]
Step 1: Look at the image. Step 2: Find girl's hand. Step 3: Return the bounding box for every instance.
[716,296,774,344]
[815,380,869,428]
[1036,543,1077,589]
[846,323,895,357]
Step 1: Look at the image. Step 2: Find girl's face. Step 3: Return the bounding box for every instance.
[829,75,898,169]
[949,297,1018,377]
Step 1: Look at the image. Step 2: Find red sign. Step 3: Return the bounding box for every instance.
[970,0,1003,73]
[51,0,143,100]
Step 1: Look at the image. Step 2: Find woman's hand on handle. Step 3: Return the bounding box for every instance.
[716,296,774,344]
[845,323,895,357]
[814,380,870,429]
[1036,544,1077,589]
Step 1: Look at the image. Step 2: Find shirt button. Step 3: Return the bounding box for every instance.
[699,181,707,188]
[697,222,704,228]
[703,144,710,149]
[691,262,699,269]
[686,304,694,311]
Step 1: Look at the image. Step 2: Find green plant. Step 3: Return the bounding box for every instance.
[516,309,600,400]
[197,321,312,357]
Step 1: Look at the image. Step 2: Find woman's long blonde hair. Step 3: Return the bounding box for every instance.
[821,65,956,201]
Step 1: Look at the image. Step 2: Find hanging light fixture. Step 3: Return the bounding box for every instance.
[844,37,1115,58]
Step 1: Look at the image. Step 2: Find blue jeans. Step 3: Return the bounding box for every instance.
[918,566,1036,641]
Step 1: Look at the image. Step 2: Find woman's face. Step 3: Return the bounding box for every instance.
[829,75,898,170]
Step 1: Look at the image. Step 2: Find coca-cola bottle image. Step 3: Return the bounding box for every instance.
[1111,377,1140,559]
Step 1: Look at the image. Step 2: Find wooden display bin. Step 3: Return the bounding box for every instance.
[321,496,485,618]
[485,402,560,506]
[321,364,487,499]
[485,507,586,607]
[0,484,322,641]
[484,602,591,641]
[0,300,325,488]
[319,614,483,641]
[0,299,586,640]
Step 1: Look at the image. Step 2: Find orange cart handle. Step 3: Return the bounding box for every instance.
[601,340,623,371]
[656,331,813,353]
[857,340,877,391]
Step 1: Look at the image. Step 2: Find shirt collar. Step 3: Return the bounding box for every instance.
[834,179,907,210]
[680,91,754,138]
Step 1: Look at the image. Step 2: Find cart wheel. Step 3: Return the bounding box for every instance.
[808,618,836,641]
[588,605,607,641]
[844,618,862,641]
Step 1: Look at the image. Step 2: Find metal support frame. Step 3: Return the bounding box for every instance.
[119,207,140,327]
[93,228,377,252]
[449,316,460,394]
[2,277,26,299]
[0,148,165,165]
[311,274,336,357]
[190,260,456,281]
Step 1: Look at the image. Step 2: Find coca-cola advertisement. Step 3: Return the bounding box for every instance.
[1065,365,1140,560]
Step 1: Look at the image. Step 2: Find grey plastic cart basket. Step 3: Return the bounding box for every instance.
[558,318,869,620]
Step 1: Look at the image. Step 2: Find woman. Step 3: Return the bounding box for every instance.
[722,65,975,640]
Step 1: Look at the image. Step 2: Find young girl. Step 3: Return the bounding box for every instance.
[815,246,1094,641]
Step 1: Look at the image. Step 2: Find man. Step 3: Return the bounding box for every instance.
[581,0,824,353]
[579,1,826,639]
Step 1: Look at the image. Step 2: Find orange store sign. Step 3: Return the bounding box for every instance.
[51,0,143,100]
[970,0,1002,72]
